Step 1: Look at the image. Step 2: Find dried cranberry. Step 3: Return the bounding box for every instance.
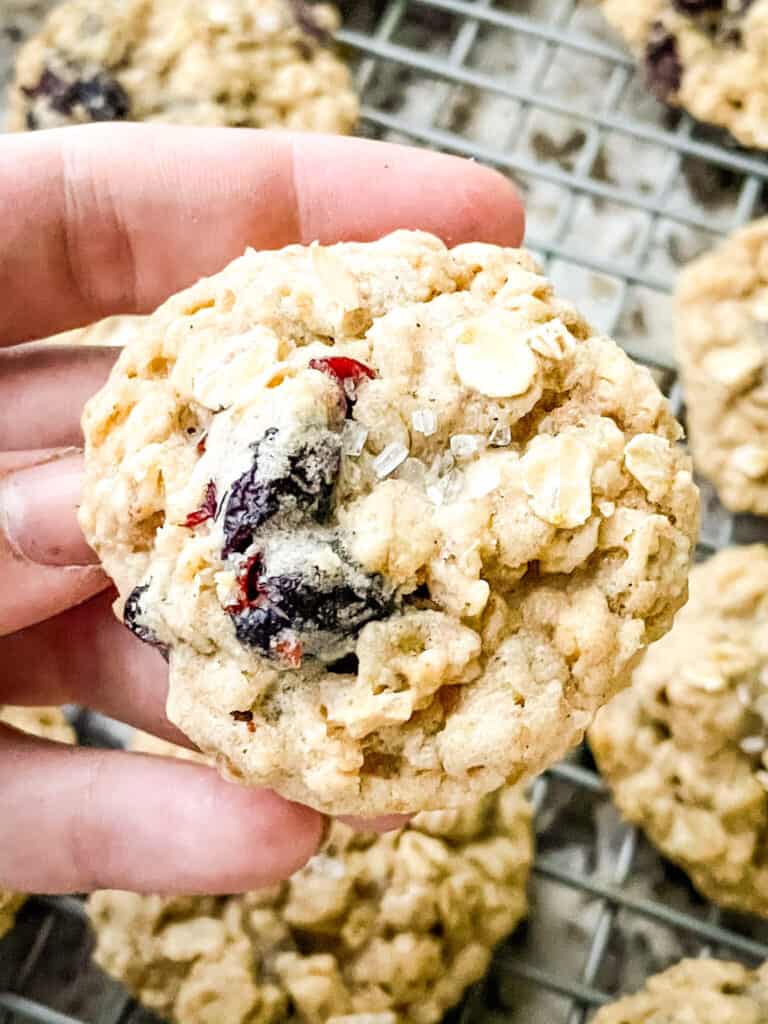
[228,566,393,659]
[226,553,268,612]
[671,0,723,12]
[645,25,682,100]
[22,66,130,122]
[222,428,341,556]
[196,433,208,455]
[123,584,169,659]
[309,357,376,414]
[183,481,217,528]
[230,710,253,723]
[275,638,304,667]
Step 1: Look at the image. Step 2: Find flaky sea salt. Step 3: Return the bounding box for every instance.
[372,443,409,479]
[488,423,512,447]
[396,457,427,486]
[411,408,438,436]
[740,735,766,755]
[309,853,346,880]
[450,433,484,459]
[341,420,368,456]
[427,470,463,505]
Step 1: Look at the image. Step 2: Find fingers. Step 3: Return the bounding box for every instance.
[0,345,118,450]
[0,450,108,635]
[2,124,524,346]
[0,590,189,746]
[0,729,324,893]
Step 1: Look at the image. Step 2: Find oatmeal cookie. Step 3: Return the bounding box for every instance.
[9,0,357,133]
[598,0,768,149]
[89,731,532,1024]
[78,229,698,816]
[594,957,768,1023]
[677,218,768,515]
[0,706,75,939]
[590,545,768,917]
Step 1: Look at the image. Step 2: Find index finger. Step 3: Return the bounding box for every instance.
[1,124,525,347]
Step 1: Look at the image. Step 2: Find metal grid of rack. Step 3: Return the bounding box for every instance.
[2,0,768,1020]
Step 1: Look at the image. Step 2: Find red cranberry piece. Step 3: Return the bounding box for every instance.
[274,637,304,668]
[196,433,208,455]
[309,357,376,414]
[183,481,217,528]
[226,553,268,613]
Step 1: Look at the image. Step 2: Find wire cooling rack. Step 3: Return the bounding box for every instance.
[2,0,768,1021]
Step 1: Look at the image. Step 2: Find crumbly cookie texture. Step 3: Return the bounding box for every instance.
[89,731,532,1024]
[590,545,768,917]
[677,218,768,514]
[0,707,75,939]
[594,958,768,1023]
[9,0,357,133]
[598,0,768,149]
[78,229,698,816]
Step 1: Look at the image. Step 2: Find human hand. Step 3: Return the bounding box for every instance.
[0,123,524,896]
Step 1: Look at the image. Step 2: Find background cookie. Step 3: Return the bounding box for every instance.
[0,706,75,939]
[677,218,768,515]
[598,0,768,149]
[593,957,768,1023]
[9,0,357,133]
[79,230,698,816]
[590,545,768,917]
[89,731,532,1024]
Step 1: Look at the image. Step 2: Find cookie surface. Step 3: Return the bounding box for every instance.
[593,958,768,1023]
[89,732,532,1024]
[591,545,768,917]
[598,0,768,149]
[676,218,768,514]
[9,0,357,133]
[79,229,698,816]
[0,707,75,938]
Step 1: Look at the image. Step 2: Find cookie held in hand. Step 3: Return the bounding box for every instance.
[79,230,698,815]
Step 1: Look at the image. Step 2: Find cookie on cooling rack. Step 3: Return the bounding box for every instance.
[594,957,768,1023]
[9,0,357,133]
[590,545,768,917]
[88,731,532,1024]
[78,229,698,816]
[0,707,75,939]
[676,218,768,515]
[598,0,768,149]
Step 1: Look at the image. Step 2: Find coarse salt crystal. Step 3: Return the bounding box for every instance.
[411,408,438,436]
[740,735,766,755]
[737,683,753,706]
[450,434,484,459]
[427,470,463,505]
[488,423,512,447]
[341,420,368,457]
[372,443,409,479]
[756,770,768,790]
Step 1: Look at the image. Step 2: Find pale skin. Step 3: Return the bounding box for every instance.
[0,123,524,896]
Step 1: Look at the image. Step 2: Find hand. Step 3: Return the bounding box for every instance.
[0,123,524,896]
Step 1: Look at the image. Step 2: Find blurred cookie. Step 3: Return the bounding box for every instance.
[10,0,357,133]
[77,230,697,816]
[677,218,768,514]
[591,545,768,917]
[0,707,75,938]
[89,731,532,1024]
[598,0,768,148]
[594,957,768,1023]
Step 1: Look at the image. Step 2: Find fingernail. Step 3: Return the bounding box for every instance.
[0,451,98,567]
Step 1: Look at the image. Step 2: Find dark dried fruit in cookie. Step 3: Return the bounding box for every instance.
[309,357,376,414]
[22,66,130,122]
[228,566,393,661]
[644,25,682,100]
[123,584,169,659]
[183,481,217,528]
[671,0,723,13]
[222,428,342,555]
